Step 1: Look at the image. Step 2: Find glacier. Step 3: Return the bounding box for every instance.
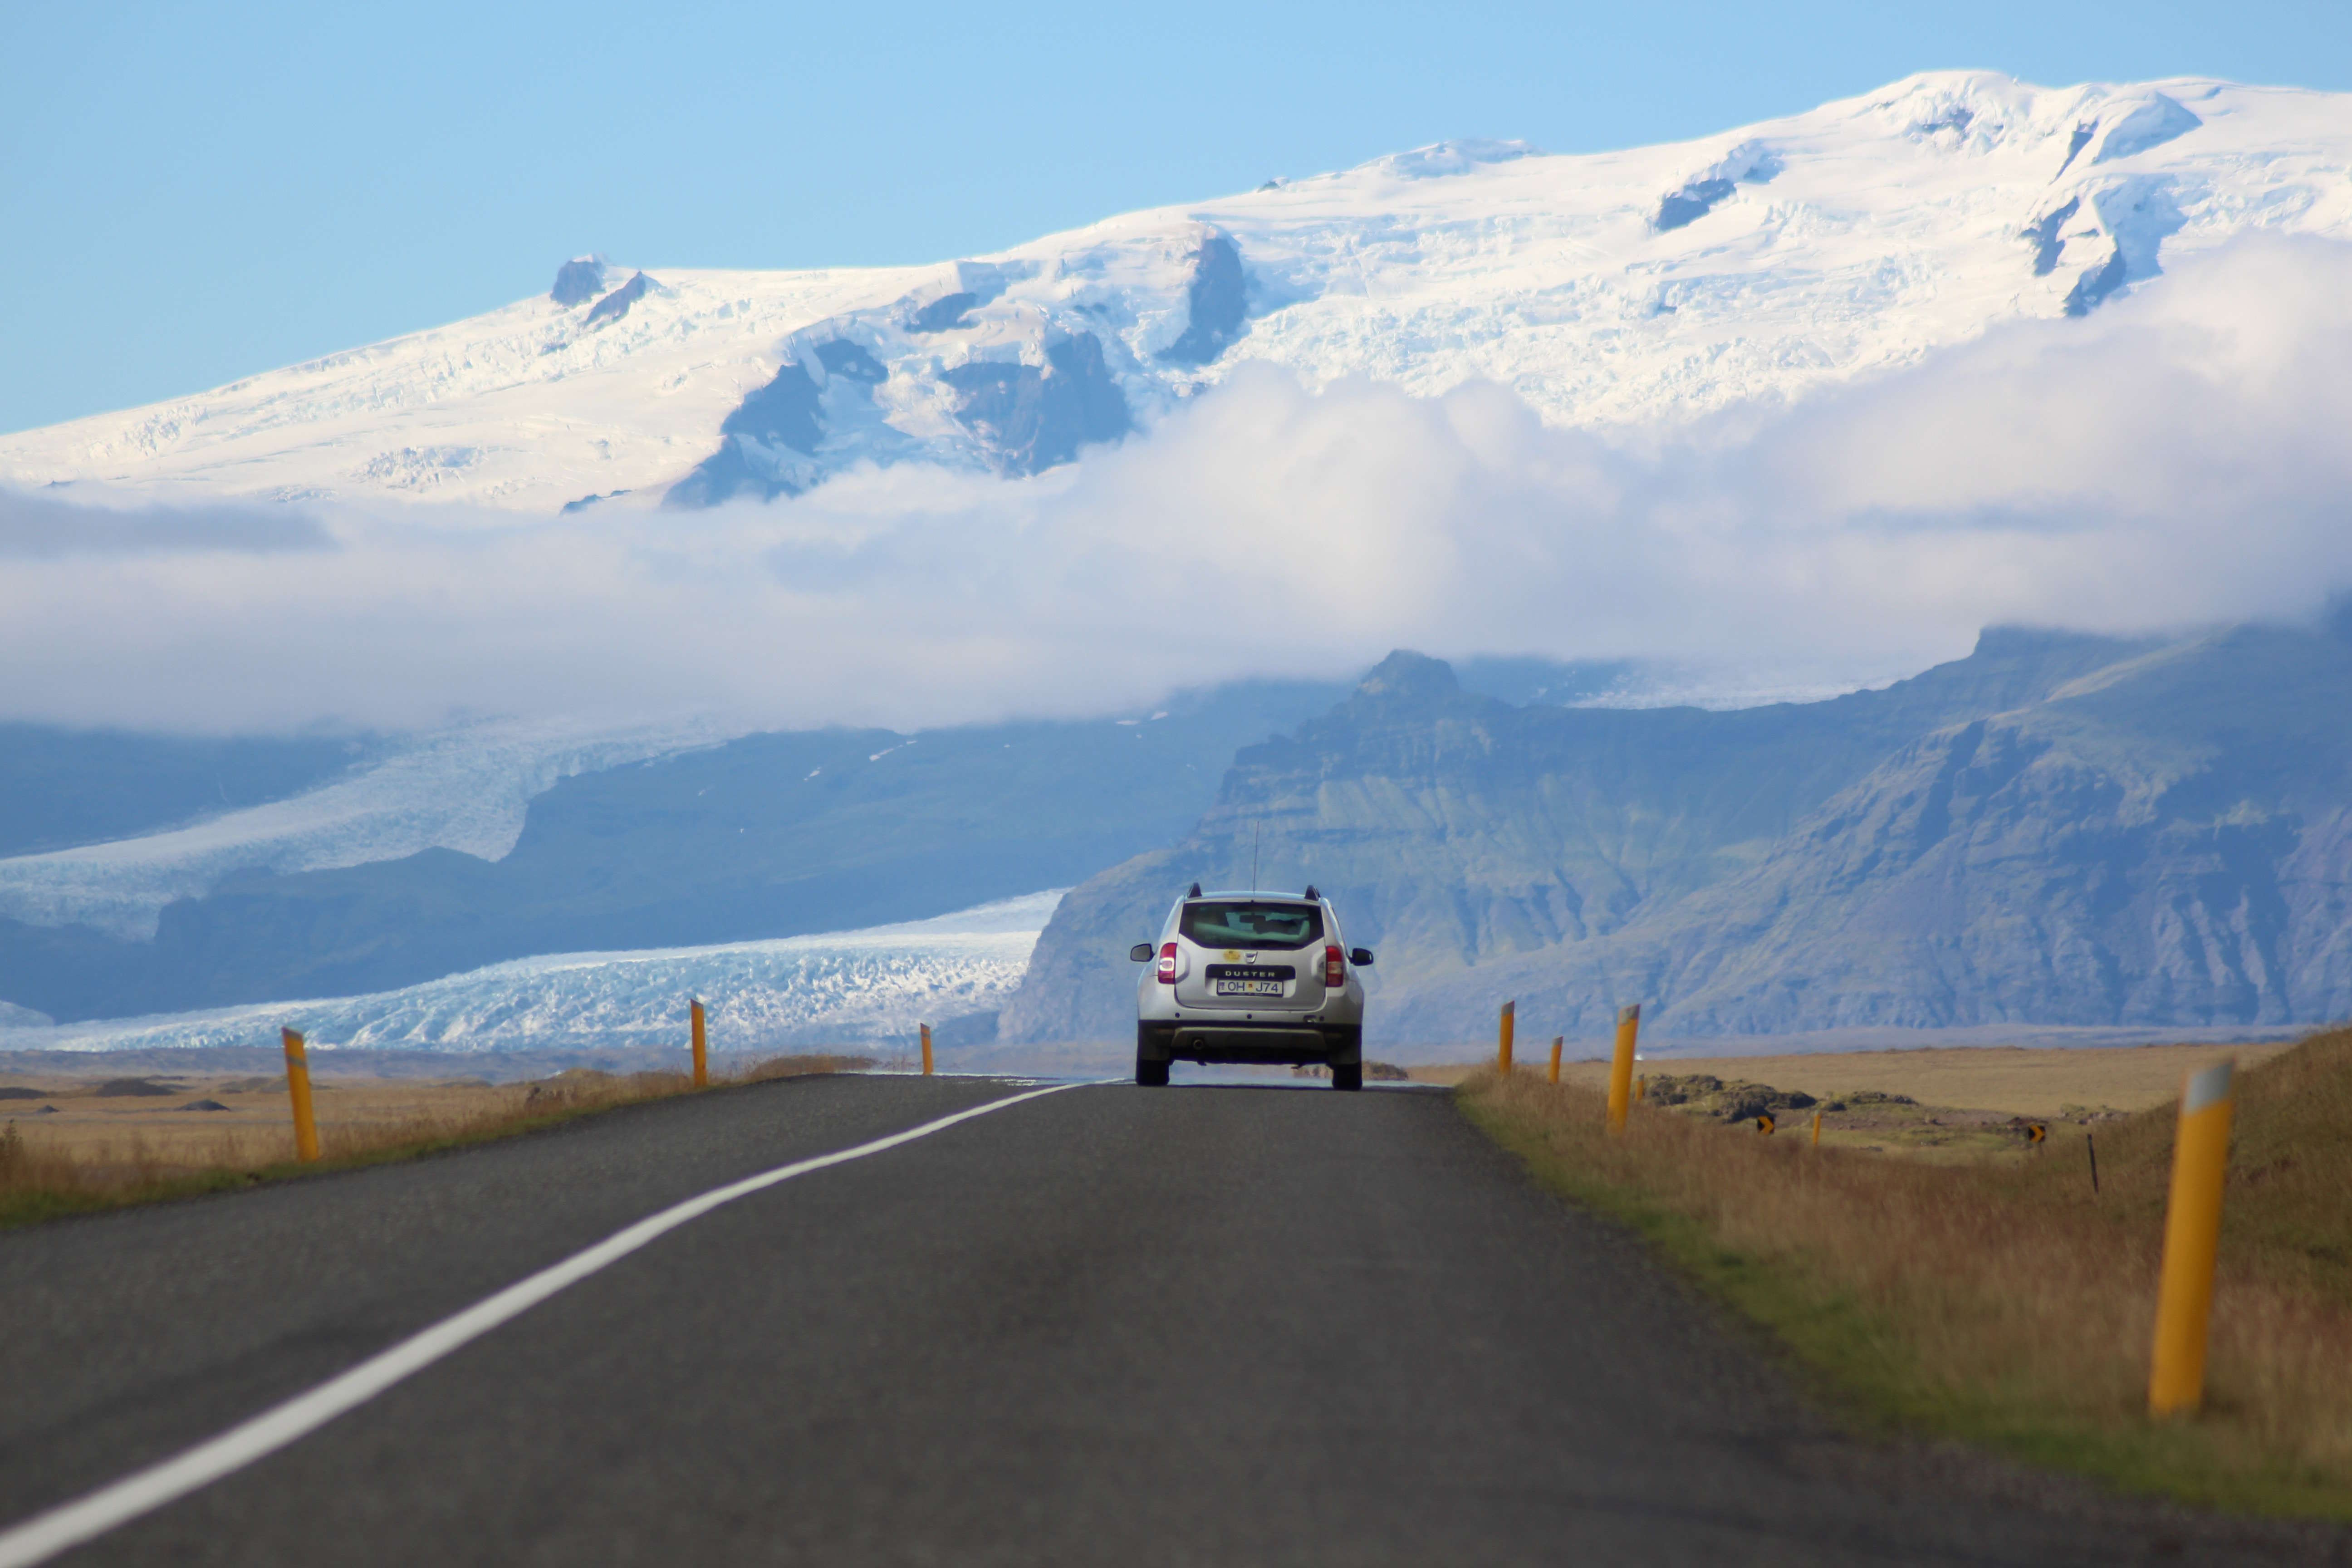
[0,890,1063,1056]
[6,72,2350,512]
[0,716,729,940]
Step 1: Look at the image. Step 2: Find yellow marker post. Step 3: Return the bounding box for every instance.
[921,1023,934,1077]
[690,999,709,1088]
[1497,1001,1515,1076]
[2150,1059,2236,1417]
[1606,1003,1640,1135]
[1547,1035,1562,1085]
[1811,1108,1822,1147]
[1635,1074,1646,1104]
[280,1027,321,1163]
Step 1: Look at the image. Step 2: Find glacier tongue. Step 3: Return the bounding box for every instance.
[5,72,2352,512]
[0,716,730,941]
[0,891,1065,1055]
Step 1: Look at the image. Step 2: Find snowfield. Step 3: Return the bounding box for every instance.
[0,892,1062,1054]
[6,72,2349,511]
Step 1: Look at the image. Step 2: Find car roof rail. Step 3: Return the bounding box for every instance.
[1303,884,1319,900]
[1186,882,1202,897]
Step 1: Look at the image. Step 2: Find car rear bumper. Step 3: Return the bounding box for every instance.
[1162,1024,1358,1066]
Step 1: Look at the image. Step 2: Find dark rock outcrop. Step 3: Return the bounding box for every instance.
[665,343,893,508]
[815,339,888,382]
[550,256,606,306]
[2063,245,2127,316]
[943,333,1132,475]
[1652,147,1776,233]
[585,271,651,327]
[2055,123,2096,179]
[908,293,980,333]
[663,316,1130,505]
[1656,178,1737,232]
[2022,197,2080,277]
[664,361,825,506]
[1159,233,1247,366]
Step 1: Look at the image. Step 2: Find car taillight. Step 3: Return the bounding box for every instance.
[1323,945,1345,987]
[1157,941,1179,984]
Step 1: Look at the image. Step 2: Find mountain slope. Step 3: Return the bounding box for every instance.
[1394,623,2352,1039]
[999,621,2352,1045]
[0,725,367,860]
[8,73,2350,510]
[0,719,722,941]
[0,680,1348,1022]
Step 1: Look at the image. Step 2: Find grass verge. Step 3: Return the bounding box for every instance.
[0,1054,871,1230]
[1459,1026,2352,1519]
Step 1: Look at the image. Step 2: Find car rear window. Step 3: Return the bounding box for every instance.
[1180,901,1325,951]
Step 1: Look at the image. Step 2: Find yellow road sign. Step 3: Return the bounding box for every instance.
[1756,1112,1775,1136]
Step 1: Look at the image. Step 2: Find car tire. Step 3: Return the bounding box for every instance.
[1332,1062,1363,1092]
[1136,1024,1172,1087]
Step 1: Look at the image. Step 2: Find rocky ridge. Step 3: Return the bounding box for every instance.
[1001,617,2352,1045]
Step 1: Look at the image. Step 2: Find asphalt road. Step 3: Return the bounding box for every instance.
[2,1073,2342,1566]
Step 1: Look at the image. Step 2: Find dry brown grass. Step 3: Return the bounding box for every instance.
[1414,1038,2293,1113]
[1460,1026,2352,1515]
[0,1054,870,1227]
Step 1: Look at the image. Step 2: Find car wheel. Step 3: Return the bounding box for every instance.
[1136,1024,1172,1086]
[1332,1062,1363,1092]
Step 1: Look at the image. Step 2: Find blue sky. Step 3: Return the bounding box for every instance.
[4,0,2345,436]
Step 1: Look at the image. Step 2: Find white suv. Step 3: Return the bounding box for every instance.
[1128,885,1375,1090]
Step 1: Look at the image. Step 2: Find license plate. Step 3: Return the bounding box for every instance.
[1207,964,1292,998]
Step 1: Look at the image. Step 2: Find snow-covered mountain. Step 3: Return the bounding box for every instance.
[9,72,2350,513]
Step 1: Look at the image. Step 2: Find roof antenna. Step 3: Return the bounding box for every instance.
[1250,821,1260,897]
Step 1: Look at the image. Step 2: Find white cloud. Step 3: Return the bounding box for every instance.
[0,489,333,557]
[5,235,2351,735]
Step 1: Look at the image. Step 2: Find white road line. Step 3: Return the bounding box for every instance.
[0,1081,1092,1568]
